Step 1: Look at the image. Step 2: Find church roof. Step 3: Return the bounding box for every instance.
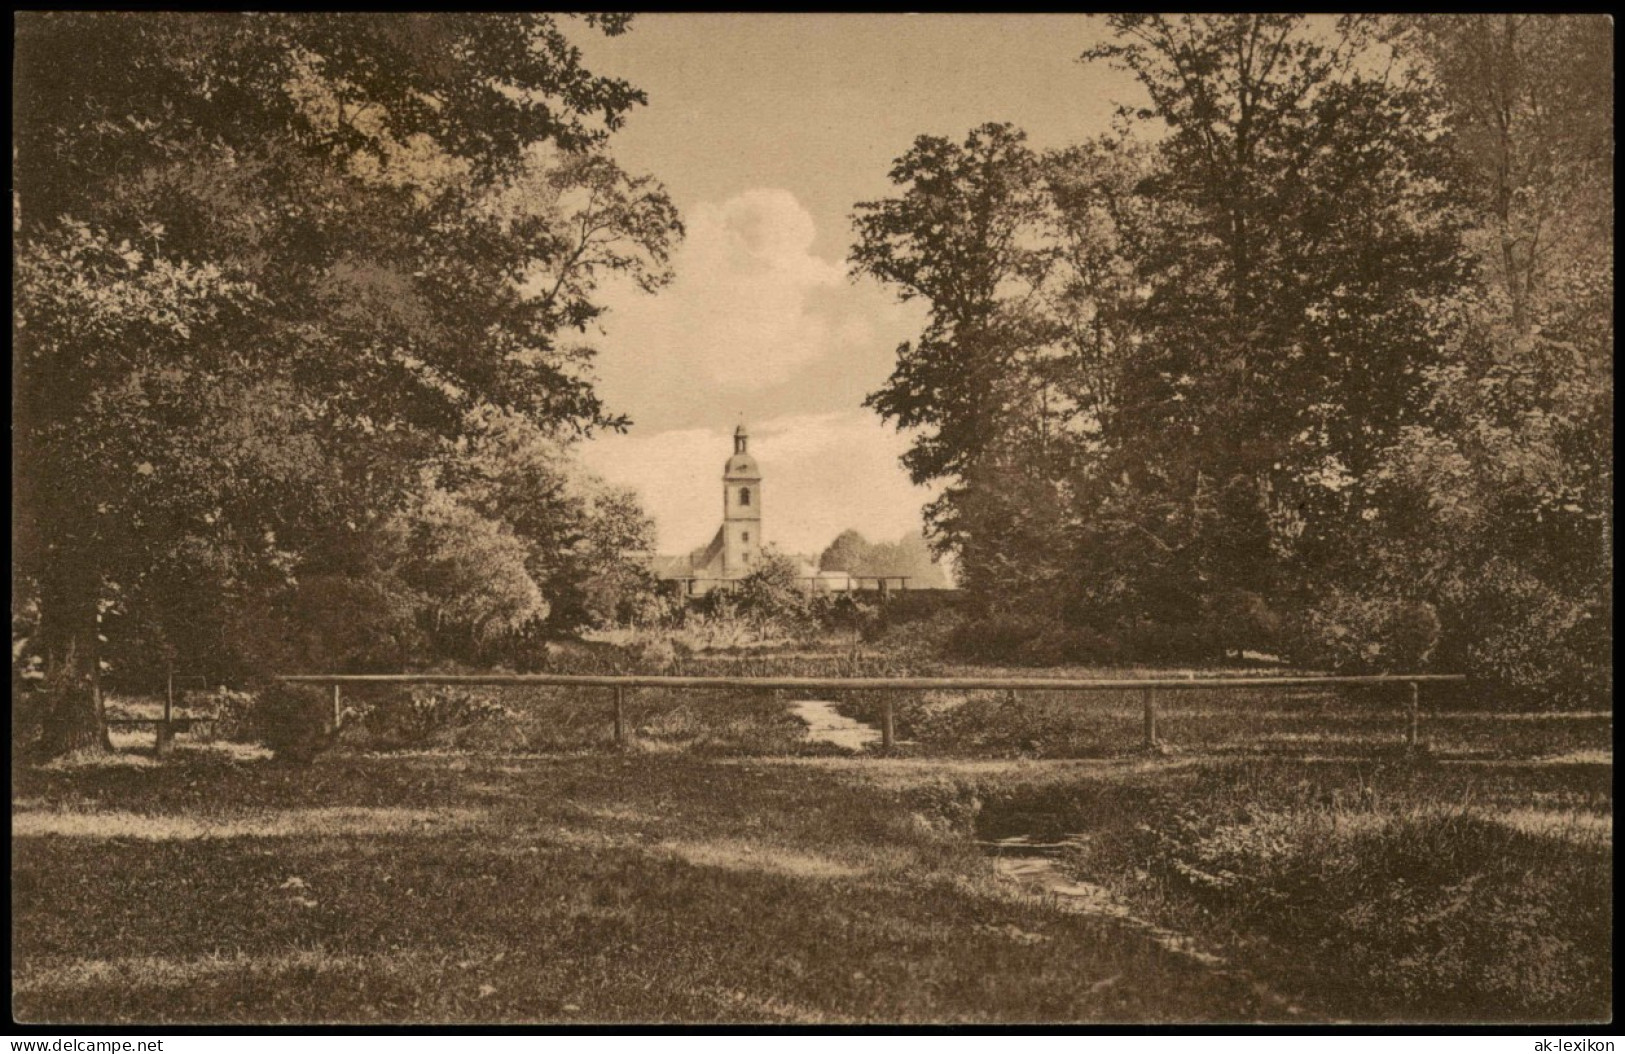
[646,554,695,579]
[689,526,727,573]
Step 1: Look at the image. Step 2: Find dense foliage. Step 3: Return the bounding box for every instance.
[14,14,679,753]
[852,14,1610,702]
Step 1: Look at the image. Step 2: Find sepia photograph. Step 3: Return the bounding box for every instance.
[10,13,1613,1027]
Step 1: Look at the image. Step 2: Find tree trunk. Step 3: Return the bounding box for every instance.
[35,567,111,757]
[39,672,110,756]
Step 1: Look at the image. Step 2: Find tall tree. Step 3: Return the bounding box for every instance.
[1076,14,1472,622]
[851,123,1086,603]
[818,529,871,574]
[1364,16,1612,698]
[430,404,659,638]
[851,124,1056,488]
[1400,16,1612,335]
[13,14,677,752]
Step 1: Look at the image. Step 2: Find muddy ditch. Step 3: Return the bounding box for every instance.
[970,789,1315,1020]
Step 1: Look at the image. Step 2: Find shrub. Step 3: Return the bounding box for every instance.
[1288,591,1442,673]
[856,603,959,656]
[670,612,753,652]
[1019,624,1122,666]
[279,573,428,674]
[1142,803,1611,1020]
[1118,618,1219,663]
[946,612,1129,667]
[539,637,631,674]
[254,683,336,764]
[1448,559,1608,707]
[619,585,684,630]
[1205,589,1282,657]
[947,613,1046,663]
[355,684,516,749]
[197,686,258,741]
[728,549,812,632]
[1386,599,1442,669]
[809,591,877,632]
[629,635,681,672]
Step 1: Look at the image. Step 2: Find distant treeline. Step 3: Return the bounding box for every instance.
[817,530,951,588]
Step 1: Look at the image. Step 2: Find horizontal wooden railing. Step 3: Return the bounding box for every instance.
[277,672,1467,754]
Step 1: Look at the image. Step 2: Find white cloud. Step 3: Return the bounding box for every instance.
[592,188,856,399]
[579,410,943,559]
[576,187,941,564]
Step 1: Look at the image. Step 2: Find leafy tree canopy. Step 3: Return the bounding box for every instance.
[13,13,679,752]
[850,14,1609,700]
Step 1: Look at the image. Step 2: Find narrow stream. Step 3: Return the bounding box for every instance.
[980,831,1312,1019]
[790,700,881,752]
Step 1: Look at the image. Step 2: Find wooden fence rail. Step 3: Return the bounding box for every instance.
[277,672,1467,754]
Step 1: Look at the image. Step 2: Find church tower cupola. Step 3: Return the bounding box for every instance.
[722,423,762,576]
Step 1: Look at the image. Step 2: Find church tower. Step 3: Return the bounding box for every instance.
[722,423,762,576]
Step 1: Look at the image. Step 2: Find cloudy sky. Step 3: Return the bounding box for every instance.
[570,15,1145,557]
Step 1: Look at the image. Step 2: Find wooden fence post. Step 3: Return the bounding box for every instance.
[881,696,895,754]
[1143,688,1158,749]
[155,667,176,757]
[332,683,342,730]
[614,686,627,748]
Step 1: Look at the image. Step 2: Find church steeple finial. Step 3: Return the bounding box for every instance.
[734,422,749,455]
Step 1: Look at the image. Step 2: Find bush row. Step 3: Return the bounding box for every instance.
[942,591,1444,674]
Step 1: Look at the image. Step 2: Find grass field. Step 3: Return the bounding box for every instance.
[12,674,1612,1024]
[15,747,1285,1024]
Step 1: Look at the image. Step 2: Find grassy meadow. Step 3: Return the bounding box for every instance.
[11,646,1613,1024]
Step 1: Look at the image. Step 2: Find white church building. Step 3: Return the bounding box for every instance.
[648,424,848,597]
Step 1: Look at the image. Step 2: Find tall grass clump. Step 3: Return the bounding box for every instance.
[1136,798,1611,1021]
